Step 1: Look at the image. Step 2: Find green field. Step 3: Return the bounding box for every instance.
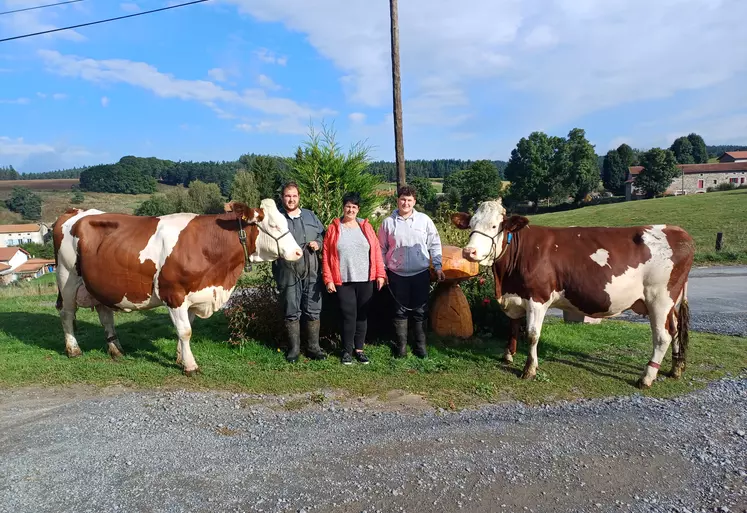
[0,293,744,408]
[528,189,747,264]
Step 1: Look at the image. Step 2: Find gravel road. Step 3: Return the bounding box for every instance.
[1,375,745,513]
[549,265,747,337]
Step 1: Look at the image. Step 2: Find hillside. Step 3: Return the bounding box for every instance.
[0,183,181,225]
[527,189,747,264]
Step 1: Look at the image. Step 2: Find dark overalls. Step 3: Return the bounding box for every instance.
[271,207,326,322]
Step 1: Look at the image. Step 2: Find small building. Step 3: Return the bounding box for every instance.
[717,151,747,163]
[0,247,56,284]
[0,223,49,247]
[625,161,747,200]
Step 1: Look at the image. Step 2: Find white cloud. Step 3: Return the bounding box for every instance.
[101,96,110,107]
[0,97,30,105]
[222,0,747,132]
[208,67,228,82]
[52,93,67,100]
[120,2,141,13]
[0,2,86,43]
[254,48,288,66]
[257,74,282,91]
[0,135,98,173]
[36,92,46,98]
[38,49,335,132]
[348,112,366,124]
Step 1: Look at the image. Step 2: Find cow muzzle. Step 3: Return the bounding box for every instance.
[463,247,479,262]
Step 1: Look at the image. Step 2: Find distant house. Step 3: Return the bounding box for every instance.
[625,161,747,200]
[0,246,55,284]
[0,223,49,248]
[717,151,747,163]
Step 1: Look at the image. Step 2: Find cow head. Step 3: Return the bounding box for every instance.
[451,199,529,266]
[224,200,303,262]
[253,199,303,262]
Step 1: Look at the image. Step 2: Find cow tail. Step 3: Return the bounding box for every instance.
[675,281,690,369]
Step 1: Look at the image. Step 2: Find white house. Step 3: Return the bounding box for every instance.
[717,151,747,163]
[0,223,49,247]
[0,247,30,285]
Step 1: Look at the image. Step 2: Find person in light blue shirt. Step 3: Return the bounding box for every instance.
[377,185,445,359]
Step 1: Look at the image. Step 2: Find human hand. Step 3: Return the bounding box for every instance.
[376,277,385,290]
[436,270,446,282]
[326,282,336,293]
[308,241,319,251]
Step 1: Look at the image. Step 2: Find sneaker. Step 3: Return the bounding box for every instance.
[341,352,353,365]
[354,351,370,365]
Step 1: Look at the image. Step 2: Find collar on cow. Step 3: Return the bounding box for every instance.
[469,229,512,263]
[236,217,253,273]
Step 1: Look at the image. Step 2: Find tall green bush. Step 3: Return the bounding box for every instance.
[285,122,382,226]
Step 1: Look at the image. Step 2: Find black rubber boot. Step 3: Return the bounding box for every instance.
[285,320,301,363]
[305,319,327,360]
[412,320,428,359]
[392,319,408,358]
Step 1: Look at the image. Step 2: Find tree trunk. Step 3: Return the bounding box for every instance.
[389,0,406,191]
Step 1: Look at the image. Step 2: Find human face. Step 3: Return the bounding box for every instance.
[342,201,359,222]
[397,194,416,216]
[282,186,300,213]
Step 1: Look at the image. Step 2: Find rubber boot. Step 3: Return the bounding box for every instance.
[285,319,301,363]
[412,320,428,359]
[305,319,327,360]
[392,319,408,358]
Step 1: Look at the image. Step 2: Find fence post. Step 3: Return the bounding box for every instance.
[715,232,723,251]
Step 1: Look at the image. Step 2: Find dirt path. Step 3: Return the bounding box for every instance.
[1,376,745,513]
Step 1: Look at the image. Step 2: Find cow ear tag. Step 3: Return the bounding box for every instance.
[507,233,513,244]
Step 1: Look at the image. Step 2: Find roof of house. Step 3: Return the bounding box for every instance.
[629,161,747,176]
[719,151,747,160]
[0,224,42,234]
[0,263,10,272]
[0,247,31,262]
[14,259,55,273]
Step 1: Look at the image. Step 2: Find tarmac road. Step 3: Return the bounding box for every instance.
[549,265,747,336]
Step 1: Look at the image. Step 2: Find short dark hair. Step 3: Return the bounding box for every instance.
[281,181,299,195]
[342,191,361,207]
[397,185,417,200]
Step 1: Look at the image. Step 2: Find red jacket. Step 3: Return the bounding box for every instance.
[322,217,386,286]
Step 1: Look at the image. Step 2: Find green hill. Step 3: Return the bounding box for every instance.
[527,189,747,265]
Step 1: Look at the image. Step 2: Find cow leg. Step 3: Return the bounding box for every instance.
[169,306,199,376]
[57,269,82,358]
[95,304,124,359]
[175,310,196,365]
[521,302,546,380]
[505,317,521,364]
[637,303,674,389]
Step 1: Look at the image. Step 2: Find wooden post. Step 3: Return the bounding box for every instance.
[389,0,406,191]
[715,232,723,251]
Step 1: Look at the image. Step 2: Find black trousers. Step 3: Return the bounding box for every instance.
[336,281,375,354]
[386,269,430,322]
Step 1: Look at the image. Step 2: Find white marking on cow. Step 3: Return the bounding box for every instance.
[590,248,610,267]
[138,213,199,297]
[184,285,236,319]
[115,293,162,312]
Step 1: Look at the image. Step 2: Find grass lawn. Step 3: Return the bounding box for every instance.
[528,189,747,265]
[1,294,744,409]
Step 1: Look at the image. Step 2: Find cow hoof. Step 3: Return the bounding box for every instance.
[183,367,200,377]
[108,347,124,359]
[503,354,514,364]
[636,378,651,390]
[66,347,83,358]
[520,372,536,380]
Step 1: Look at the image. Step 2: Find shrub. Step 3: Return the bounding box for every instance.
[70,190,85,204]
[459,267,511,337]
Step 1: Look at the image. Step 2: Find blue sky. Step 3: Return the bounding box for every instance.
[1,0,747,174]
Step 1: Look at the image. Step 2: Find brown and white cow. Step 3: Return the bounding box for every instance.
[53,199,303,375]
[452,198,694,389]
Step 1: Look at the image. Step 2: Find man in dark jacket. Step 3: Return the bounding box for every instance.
[272,181,327,362]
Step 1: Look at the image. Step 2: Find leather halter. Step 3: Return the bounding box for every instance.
[469,228,513,263]
[236,217,293,273]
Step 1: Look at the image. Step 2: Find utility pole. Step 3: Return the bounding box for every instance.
[389,0,406,190]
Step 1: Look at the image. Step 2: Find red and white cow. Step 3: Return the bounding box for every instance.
[452,198,694,389]
[53,199,302,375]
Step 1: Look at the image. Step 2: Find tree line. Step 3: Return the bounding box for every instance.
[366,159,507,181]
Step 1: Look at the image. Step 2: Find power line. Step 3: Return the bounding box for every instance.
[0,0,210,43]
[0,0,83,16]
